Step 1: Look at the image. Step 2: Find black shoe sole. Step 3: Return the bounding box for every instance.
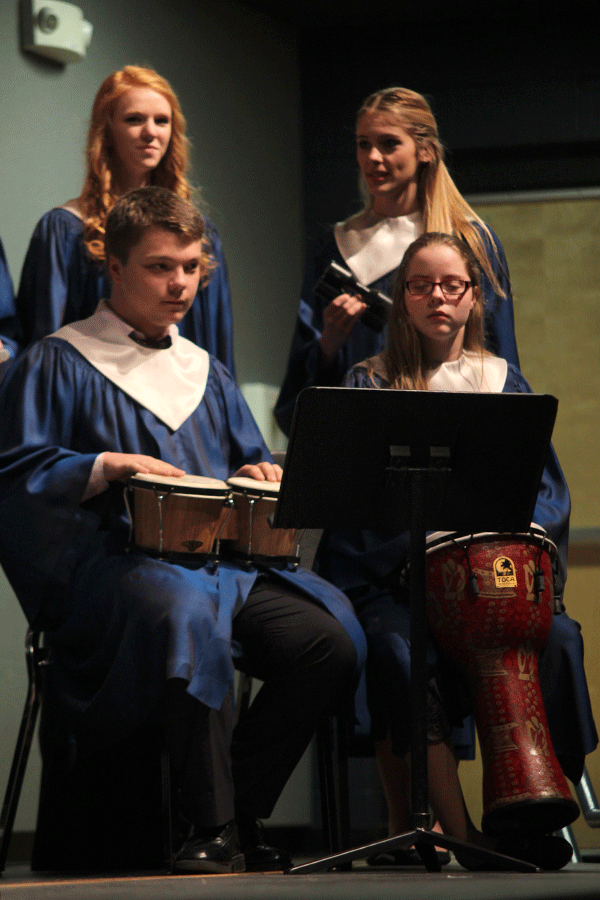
[173,852,246,875]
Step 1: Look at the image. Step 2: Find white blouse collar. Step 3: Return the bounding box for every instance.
[427,352,507,394]
[334,209,422,285]
[51,300,210,431]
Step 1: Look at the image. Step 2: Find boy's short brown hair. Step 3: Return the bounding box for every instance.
[105,187,213,282]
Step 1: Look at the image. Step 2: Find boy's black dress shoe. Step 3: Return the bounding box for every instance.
[237,815,293,871]
[173,820,246,874]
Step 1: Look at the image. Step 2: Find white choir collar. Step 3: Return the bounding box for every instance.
[427,352,507,393]
[52,300,210,431]
[334,209,422,285]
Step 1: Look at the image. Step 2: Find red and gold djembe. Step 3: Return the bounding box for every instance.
[426,530,579,836]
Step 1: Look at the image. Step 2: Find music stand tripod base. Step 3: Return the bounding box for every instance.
[287,828,538,874]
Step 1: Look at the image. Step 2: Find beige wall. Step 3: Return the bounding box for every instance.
[471,195,600,530]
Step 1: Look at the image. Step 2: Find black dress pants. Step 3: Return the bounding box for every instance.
[163,575,357,829]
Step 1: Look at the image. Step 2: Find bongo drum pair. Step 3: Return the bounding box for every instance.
[425,528,579,835]
[126,473,299,566]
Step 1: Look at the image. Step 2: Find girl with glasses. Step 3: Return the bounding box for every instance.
[315,232,596,870]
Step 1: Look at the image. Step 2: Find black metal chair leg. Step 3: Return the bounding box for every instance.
[316,718,339,853]
[315,715,354,865]
[558,825,581,863]
[0,630,48,873]
[335,716,351,852]
[234,670,253,726]
[557,766,600,865]
[160,746,174,870]
[576,766,600,827]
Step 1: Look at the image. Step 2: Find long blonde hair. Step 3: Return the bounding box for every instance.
[357,87,506,296]
[367,232,487,390]
[80,66,191,262]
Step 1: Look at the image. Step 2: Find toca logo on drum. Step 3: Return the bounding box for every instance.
[493,555,517,588]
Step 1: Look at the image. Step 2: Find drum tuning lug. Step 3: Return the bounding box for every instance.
[468,572,480,596]
[534,570,545,594]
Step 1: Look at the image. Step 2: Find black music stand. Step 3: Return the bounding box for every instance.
[273,386,558,874]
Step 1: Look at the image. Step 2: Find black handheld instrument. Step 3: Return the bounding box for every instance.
[314,260,392,332]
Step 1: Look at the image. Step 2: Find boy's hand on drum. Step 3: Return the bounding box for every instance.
[233,461,282,483]
[103,452,186,483]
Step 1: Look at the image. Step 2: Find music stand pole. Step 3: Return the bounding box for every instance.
[409,470,439,836]
[407,467,430,834]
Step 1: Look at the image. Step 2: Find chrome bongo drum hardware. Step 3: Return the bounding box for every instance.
[224,476,300,566]
[126,473,233,559]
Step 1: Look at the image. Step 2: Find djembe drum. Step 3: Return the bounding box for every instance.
[425,528,579,835]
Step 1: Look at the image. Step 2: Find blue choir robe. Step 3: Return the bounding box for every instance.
[0,236,18,364]
[274,222,520,436]
[315,358,597,782]
[0,318,365,756]
[14,207,237,375]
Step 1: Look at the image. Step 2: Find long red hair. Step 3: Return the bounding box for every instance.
[80,66,191,262]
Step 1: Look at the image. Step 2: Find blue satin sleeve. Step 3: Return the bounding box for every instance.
[0,235,16,334]
[0,236,19,369]
[476,224,520,369]
[0,345,103,625]
[15,209,109,347]
[274,231,392,436]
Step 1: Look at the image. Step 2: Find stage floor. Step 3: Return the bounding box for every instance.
[3,857,600,900]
